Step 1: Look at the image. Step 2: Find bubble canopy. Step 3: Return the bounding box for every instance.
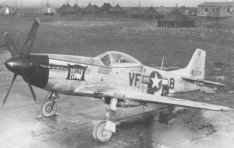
[96,51,142,66]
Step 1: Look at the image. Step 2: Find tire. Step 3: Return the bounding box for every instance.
[41,100,57,117]
[93,121,112,142]
[92,121,100,141]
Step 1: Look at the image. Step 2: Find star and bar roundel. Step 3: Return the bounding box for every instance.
[147,71,162,94]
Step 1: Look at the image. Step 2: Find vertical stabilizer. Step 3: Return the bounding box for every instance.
[173,49,206,79]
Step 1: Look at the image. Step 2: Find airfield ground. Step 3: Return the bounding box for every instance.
[0,16,234,148]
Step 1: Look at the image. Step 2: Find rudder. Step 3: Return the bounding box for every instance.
[173,48,206,79]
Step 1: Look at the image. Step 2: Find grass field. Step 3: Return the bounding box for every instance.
[1,15,234,148]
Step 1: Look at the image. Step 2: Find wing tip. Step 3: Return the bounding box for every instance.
[221,107,234,112]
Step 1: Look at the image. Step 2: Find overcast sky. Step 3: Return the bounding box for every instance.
[1,0,233,8]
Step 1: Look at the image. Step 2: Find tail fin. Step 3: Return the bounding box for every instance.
[2,32,19,57]
[173,48,206,79]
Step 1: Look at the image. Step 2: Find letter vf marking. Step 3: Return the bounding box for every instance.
[129,73,135,86]
[129,73,143,86]
[135,73,141,86]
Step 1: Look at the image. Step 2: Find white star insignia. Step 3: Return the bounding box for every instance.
[151,74,161,89]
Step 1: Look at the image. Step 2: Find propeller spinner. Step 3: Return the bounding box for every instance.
[2,18,40,105]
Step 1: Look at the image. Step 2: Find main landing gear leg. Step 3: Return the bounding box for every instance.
[41,92,59,117]
[93,98,118,142]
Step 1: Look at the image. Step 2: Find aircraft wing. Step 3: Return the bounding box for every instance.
[181,76,224,86]
[102,90,232,111]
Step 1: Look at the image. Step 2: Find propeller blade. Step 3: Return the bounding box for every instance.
[3,73,17,106]
[20,18,40,58]
[28,83,36,102]
[3,32,19,57]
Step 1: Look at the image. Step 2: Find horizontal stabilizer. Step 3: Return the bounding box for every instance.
[182,76,224,87]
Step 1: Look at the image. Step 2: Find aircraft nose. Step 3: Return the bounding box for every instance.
[5,57,31,75]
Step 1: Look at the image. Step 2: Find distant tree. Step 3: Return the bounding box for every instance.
[181,6,186,9]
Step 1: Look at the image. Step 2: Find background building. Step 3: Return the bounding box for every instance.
[0,4,16,15]
[83,3,100,15]
[100,3,112,14]
[127,7,143,19]
[42,3,56,16]
[108,4,126,16]
[57,3,77,15]
[158,9,195,28]
[198,2,234,19]
[143,7,163,20]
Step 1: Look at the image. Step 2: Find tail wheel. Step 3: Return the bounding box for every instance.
[41,100,57,117]
[93,120,113,142]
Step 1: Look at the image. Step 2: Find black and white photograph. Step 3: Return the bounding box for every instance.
[0,0,234,148]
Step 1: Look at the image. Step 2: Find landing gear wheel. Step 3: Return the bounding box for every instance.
[93,121,113,142]
[41,100,57,117]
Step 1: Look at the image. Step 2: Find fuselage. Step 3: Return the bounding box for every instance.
[7,51,200,97]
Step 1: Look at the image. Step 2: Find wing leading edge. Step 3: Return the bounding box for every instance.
[103,90,232,111]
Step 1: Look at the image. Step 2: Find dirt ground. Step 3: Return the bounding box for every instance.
[0,16,234,148]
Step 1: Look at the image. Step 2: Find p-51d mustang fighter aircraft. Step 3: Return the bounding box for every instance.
[1,19,233,142]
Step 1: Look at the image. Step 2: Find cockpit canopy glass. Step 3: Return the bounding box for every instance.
[97,51,142,66]
[101,54,111,66]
